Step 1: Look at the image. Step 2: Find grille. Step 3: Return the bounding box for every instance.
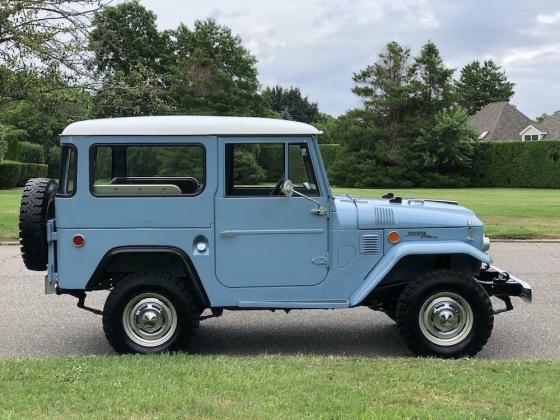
[374,207,395,225]
[361,234,381,255]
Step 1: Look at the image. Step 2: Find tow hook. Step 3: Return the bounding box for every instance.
[493,295,514,314]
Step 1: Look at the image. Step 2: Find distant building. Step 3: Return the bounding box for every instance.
[468,101,533,142]
[529,111,560,141]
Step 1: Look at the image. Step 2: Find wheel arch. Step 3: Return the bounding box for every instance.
[85,246,209,307]
[350,241,492,307]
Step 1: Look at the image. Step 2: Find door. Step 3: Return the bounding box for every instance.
[215,139,329,288]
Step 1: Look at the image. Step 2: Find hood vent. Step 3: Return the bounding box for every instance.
[361,233,381,255]
[374,207,395,226]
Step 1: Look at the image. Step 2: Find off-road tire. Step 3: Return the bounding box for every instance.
[395,269,494,358]
[381,303,397,322]
[19,178,58,271]
[103,272,200,354]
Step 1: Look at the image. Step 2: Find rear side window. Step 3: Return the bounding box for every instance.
[58,146,77,196]
[91,144,205,196]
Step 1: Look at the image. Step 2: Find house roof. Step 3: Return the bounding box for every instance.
[61,116,322,136]
[538,111,560,140]
[468,102,533,141]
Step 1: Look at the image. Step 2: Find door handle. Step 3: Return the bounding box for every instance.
[310,207,326,216]
[220,231,237,238]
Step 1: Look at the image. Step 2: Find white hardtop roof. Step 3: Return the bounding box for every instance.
[61,116,322,136]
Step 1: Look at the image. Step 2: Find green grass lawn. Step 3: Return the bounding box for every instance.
[0,188,21,241]
[1,355,558,418]
[1,187,559,239]
[333,188,560,239]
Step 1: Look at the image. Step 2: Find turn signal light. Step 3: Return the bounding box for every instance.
[72,234,85,247]
[387,231,400,244]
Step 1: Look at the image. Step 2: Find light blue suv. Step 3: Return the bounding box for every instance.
[19,116,532,357]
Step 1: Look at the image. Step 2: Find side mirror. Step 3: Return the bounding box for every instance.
[281,180,294,197]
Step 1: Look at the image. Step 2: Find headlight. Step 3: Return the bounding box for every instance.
[483,236,491,252]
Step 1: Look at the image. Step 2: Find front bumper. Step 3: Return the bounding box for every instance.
[476,264,532,313]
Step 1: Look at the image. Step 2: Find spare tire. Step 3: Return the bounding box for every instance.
[19,178,58,271]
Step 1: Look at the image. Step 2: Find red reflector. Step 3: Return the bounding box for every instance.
[72,234,85,247]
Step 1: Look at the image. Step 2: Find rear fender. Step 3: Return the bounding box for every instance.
[349,241,492,307]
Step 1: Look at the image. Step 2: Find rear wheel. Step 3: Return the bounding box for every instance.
[103,272,200,354]
[396,269,493,358]
[19,178,58,271]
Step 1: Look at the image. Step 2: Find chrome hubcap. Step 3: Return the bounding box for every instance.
[123,293,177,348]
[419,292,473,346]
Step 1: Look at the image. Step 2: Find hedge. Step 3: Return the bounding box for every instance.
[317,142,560,188]
[470,141,560,188]
[16,141,45,164]
[0,161,48,188]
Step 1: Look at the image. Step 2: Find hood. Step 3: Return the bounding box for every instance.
[332,195,483,230]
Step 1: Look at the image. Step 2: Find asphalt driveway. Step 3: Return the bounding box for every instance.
[1,242,558,358]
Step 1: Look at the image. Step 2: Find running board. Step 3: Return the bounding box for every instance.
[238,300,349,309]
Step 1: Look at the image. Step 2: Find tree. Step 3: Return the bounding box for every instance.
[88,1,173,76]
[262,86,320,123]
[314,113,338,143]
[0,137,7,161]
[536,113,550,123]
[351,41,417,148]
[410,41,455,119]
[414,107,477,185]
[170,19,267,116]
[92,65,175,118]
[0,67,91,172]
[455,60,515,115]
[0,0,106,74]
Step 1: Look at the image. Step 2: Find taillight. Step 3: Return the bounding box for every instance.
[72,234,85,247]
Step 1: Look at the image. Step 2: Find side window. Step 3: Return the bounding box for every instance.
[58,146,77,196]
[288,143,319,196]
[225,142,320,197]
[225,143,284,196]
[91,144,205,196]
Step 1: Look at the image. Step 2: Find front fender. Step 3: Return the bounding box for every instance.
[348,241,492,307]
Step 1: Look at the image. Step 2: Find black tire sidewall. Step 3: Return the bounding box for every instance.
[398,272,493,358]
[104,274,194,354]
[19,178,58,271]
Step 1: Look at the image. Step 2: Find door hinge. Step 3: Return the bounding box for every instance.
[311,253,330,266]
[46,220,57,242]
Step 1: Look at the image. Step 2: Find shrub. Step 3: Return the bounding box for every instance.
[0,161,48,188]
[16,141,45,164]
[46,146,62,178]
[0,123,28,160]
[18,162,48,185]
[0,161,21,188]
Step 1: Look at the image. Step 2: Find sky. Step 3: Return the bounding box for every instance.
[139,0,560,118]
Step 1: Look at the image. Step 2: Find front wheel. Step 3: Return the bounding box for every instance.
[396,269,494,358]
[103,272,200,354]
